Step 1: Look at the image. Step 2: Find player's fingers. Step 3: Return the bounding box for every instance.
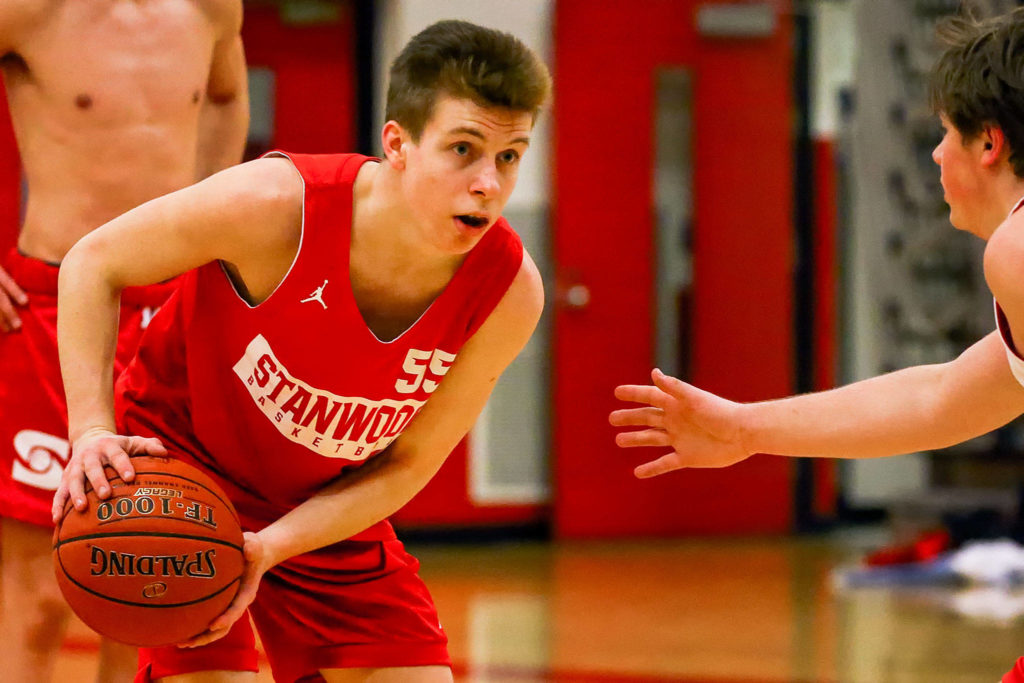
[613,384,668,408]
[0,293,21,331]
[123,436,167,459]
[107,444,137,482]
[84,450,114,500]
[0,268,27,306]
[67,461,89,511]
[52,485,70,523]
[635,452,685,478]
[179,626,231,649]
[614,429,670,448]
[609,407,663,428]
[143,437,168,456]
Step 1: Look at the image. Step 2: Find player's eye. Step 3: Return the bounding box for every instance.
[499,150,520,165]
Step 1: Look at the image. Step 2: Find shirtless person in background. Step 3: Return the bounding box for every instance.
[0,2,248,680]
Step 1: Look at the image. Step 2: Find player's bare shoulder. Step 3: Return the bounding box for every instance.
[197,0,243,38]
[486,247,544,344]
[217,156,304,247]
[984,208,1024,306]
[0,0,53,58]
[515,249,544,317]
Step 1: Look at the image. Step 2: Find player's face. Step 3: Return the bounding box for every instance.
[932,115,989,235]
[401,96,533,253]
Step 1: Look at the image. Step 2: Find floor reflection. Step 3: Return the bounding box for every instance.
[55,531,1024,682]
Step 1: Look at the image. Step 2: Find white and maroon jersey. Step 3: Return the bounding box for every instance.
[996,195,1024,387]
[116,152,524,538]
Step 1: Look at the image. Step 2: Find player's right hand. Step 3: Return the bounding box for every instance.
[0,263,28,332]
[609,368,753,477]
[52,428,168,522]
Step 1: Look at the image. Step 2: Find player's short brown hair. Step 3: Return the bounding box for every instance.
[385,20,552,140]
[930,7,1024,176]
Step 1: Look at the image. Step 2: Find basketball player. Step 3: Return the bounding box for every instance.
[0,2,248,681]
[607,8,1024,682]
[53,20,549,683]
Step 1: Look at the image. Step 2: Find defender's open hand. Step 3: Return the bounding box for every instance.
[610,369,753,477]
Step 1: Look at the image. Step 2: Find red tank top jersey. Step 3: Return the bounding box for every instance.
[116,152,524,538]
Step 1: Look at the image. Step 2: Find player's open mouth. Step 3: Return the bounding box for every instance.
[455,214,488,228]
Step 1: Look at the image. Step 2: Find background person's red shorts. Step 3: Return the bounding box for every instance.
[0,248,175,527]
[135,535,450,682]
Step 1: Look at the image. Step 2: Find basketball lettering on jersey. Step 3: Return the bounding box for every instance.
[232,334,429,460]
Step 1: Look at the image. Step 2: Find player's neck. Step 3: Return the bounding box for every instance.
[353,161,463,276]
[983,175,1024,239]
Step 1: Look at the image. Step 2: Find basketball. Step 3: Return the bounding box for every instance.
[52,455,245,647]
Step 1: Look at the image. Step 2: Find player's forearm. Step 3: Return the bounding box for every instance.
[196,97,249,180]
[57,239,123,442]
[741,342,1024,458]
[257,450,442,564]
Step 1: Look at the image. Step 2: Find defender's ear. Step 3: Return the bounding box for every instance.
[982,124,1007,166]
[381,121,408,170]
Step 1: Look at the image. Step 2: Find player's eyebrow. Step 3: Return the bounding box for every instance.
[447,126,531,147]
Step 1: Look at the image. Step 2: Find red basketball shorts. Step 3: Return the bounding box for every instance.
[135,535,450,682]
[0,249,176,527]
[1004,657,1024,683]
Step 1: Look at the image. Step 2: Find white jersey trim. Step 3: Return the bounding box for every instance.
[995,300,1024,387]
[217,151,306,310]
[994,194,1024,387]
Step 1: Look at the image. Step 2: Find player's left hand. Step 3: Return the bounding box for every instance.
[178,531,270,648]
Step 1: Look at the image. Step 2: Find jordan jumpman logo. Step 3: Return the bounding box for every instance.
[301,279,329,309]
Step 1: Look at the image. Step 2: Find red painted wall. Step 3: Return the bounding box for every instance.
[553,0,797,537]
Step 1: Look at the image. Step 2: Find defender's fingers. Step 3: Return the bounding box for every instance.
[609,407,664,428]
[635,453,685,478]
[652,368,694,401]
[613,384,668,408]
[614,429,670,448]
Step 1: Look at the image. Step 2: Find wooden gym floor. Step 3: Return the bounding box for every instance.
[55,529,1024,682]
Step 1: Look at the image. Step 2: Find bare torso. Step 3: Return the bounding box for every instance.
[2,0,226,262]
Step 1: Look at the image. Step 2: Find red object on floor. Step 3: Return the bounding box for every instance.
[864,529,951,566]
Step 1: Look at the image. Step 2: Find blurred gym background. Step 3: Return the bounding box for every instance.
[5,0,1024,681]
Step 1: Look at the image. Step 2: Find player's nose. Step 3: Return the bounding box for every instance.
[470,162,500,197]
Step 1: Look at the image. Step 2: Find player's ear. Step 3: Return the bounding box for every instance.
[381,121,408,170]
[981,124,1006,166]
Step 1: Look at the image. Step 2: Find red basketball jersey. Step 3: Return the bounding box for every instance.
[117,152,524,538]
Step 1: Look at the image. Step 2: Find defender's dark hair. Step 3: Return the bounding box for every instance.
[930,7,1024,176]
[385,20,552,140]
